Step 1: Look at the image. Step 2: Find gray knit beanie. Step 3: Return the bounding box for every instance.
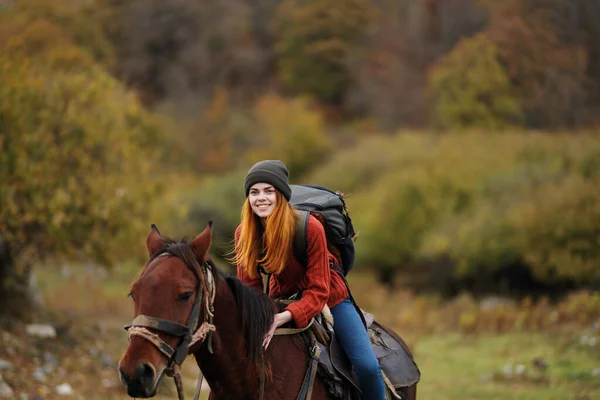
[243,160,291,201]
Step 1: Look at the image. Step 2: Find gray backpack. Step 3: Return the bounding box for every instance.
[290,185,356,276]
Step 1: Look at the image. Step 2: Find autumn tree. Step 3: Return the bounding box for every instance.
[0,3,165,317]
[250,93,332,177]
[100,0,275,107]
[487,0,595,129]
[346,0,489,129]
[429,33,521,130]
[273,0,379,104]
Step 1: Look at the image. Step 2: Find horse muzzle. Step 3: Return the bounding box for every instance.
[119,363,161,398]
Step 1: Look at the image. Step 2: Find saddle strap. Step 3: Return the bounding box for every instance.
[274,318,314,336]
[296,339,322,400]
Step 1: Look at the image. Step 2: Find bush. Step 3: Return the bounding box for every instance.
[249,93,332,177]
[305,131,600,290]
[429,33,521,130]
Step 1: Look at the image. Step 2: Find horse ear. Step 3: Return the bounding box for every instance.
[191,221,213,262]
[146,224,163,257]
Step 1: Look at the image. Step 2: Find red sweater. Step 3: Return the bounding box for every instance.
[235,215,348,328]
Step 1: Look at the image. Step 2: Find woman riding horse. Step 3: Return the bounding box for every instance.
[232,160,386,400]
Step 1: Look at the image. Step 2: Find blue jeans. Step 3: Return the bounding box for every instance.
[330,297,386,400]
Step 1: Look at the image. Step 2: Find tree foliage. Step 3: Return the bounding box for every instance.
[0,4,165,268]
[487,0,595,128]
[99,0,274,107]
[249,94,332,177]
[306,132,600,289]
[3,0,114,67]
[273,0,379,103]
[429,33,521,130]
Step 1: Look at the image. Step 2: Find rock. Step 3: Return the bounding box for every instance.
[87,347,99,358]
[28,272,44,307]
[42,363,55,375]
[515,364,526,375]
[592,368,600,377]
[0,381,13,398]
[0,360,12,371]
[32,367,46,382]
[502,363,514,377]
[25,324,57,339]
[55,383,73,395]
[43,352,58,367]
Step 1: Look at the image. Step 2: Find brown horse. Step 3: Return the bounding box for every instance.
[119,223,417,399]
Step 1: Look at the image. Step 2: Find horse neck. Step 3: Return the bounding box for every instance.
[192,273,261,398]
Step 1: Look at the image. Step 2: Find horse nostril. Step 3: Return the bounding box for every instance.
[134,363,155,386]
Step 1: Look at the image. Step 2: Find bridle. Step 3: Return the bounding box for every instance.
[124,252,216,400]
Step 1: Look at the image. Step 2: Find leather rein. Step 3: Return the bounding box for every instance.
[124,252,216,400]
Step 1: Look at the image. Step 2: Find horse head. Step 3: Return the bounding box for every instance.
[118,222,214,398]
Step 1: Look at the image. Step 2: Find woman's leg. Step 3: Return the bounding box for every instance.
[330,297,386,400]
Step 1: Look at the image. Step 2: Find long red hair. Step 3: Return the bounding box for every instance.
[232,191,297,279]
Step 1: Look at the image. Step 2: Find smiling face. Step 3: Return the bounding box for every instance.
[248,182,278,222]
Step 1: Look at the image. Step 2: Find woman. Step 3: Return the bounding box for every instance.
[233,159,386,400]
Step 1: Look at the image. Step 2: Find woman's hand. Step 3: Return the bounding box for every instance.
[263,310,292,349]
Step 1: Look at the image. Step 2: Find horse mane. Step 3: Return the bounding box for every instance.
[148,238,276,368]
[223,273,276,367]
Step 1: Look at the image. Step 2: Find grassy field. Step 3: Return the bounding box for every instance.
[414,333,599,400]
[1,263,597,400]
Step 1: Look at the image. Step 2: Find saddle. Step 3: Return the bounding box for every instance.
[314,310,420,400]
[276,300,421,400]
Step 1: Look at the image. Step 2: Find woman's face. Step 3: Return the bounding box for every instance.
[248,183,278,220]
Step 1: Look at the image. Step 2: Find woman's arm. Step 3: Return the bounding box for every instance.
[263,310,292,348]
[285,216,331,328]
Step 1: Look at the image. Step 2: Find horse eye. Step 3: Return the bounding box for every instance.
[177,292,193,302]
[128,291,135,301]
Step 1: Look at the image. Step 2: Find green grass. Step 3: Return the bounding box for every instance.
[413,333,600,400]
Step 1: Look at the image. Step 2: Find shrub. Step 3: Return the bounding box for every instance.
[429,33,521,130]
[249,93,332,177]
[305,131,600,290]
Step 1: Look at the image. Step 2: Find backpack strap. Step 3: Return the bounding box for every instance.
[294,210,309,267]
